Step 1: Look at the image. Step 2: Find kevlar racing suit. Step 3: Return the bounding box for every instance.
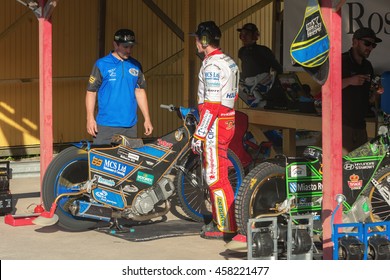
[194,49,240,233]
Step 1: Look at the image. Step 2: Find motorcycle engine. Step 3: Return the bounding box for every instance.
[132,176,175,215]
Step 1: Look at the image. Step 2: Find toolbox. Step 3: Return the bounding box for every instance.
[0,161,13,215]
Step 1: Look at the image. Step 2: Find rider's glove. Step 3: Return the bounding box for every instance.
[191,138,203,155]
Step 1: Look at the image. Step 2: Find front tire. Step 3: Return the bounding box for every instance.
[367,165,390,225]
[176,148,244,222]
[42,146,97,231]
[235,162,286,235]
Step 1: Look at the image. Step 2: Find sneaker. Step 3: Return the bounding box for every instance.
[200,222,236,241]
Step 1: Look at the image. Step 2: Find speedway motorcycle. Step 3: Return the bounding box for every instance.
[34,104,244,231]
[235,117,390,239]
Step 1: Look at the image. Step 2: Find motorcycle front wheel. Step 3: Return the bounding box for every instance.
[42,146,97,231]
[367,164,390,226]
[176,148,244,223]
[234,162,286,235]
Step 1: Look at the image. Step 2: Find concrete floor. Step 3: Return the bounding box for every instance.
[0,177,245,260]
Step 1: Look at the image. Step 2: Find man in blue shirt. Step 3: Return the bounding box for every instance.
[86,29,153,145]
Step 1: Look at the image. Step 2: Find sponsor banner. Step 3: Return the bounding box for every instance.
[90,153,133,178]
[214,189,229,231]
[157,138,173,149]
[93,174,115,187]
[289,181,323,193]
[196,110,213,138]
[347,174,363,190]
[296,196,323,209]
[290,164,307,177]
[343,161,376,171]
[136,171,155,186]
[118,147,140,163]
[92,188,125,208]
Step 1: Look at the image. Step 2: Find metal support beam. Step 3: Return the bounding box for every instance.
[143,0,184,41]
[219,0,273,32]
[0,10,31,42]
[145,50,184,78]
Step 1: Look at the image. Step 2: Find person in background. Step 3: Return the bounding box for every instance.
[236,23,283,107]
[342,27,382,153]
[191,21,239,241]
[237,23,283,79]
[86,29,153,145]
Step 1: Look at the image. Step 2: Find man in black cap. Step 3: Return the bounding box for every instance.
[237,23,283,79]
[86,29,153,144]
[237,23,283,107]
[342,27,382,153]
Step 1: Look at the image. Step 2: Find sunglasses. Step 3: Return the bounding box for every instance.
[359,39,377,48]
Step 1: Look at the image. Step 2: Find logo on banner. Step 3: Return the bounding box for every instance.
[136,171,154,185]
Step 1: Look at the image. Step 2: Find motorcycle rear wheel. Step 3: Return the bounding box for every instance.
[176,148,244,223]
[235,162,286,236]
[42,146,97,231]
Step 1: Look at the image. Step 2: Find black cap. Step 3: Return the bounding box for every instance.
[353,27,382,43]
[114,29,136,45]
[237,23,259,33]
[190,21,221,40]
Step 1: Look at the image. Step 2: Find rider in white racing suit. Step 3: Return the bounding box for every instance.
[191,21,239,240]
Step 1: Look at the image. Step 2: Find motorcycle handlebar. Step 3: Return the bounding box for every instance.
[160,104,176,112]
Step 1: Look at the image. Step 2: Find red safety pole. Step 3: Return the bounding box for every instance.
[321,1,343,260]
[38,0,53,211]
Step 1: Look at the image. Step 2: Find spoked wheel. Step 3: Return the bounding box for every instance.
[42,146,97,231]
[176,148,244,222]
[235,162,286,235]
[367,165,390,227]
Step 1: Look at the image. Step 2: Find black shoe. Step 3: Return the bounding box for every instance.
[200,222,236,241]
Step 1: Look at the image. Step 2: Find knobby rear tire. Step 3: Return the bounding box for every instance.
[235,162,286,235]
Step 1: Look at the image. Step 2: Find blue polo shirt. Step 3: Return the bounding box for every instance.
[87,52,146,127]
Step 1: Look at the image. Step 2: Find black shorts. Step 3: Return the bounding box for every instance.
[93,125,137,145]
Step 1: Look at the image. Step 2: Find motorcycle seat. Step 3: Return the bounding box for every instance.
[111,134,144,148]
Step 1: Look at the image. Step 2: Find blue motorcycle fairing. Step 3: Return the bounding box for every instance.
[134,146,166,158]
[72,140,92,151]
[180,107,199,122]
